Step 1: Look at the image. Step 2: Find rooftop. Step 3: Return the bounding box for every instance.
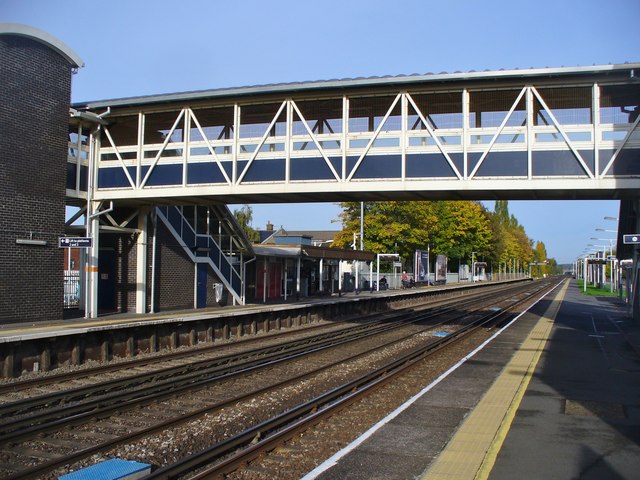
[74,63,640,109]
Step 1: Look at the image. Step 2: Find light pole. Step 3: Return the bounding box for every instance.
[471,251,476,282]
[596,228,618,292]
[591,236,615,292]
[585,247,601,289]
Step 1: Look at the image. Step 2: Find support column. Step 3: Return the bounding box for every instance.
[296,256,301,298]
[136,209,149,314]
[319,258,324,293]
[88,209,100,319]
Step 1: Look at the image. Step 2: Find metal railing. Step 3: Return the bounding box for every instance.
[63,270,80,309]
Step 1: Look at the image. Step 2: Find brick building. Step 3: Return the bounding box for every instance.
[0,24,83,322]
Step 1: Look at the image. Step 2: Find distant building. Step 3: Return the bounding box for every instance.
[250,222,373,300]
[256,221,338,247]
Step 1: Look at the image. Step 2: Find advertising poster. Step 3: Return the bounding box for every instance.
[414,249,429,282]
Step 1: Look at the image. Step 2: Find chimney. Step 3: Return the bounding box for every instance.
[266,221,273,232]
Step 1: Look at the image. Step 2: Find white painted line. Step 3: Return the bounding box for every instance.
[301,281,562,480]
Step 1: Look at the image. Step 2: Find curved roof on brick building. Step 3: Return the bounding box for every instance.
[0,23,84,68]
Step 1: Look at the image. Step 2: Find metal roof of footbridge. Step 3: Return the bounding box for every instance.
[69,63,640,206]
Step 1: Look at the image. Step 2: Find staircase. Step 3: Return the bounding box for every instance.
[156,205,253,305]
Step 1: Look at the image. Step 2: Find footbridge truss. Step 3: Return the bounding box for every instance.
[69,63,640,205]
[66,64,640,318]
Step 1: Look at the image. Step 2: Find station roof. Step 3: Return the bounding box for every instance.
[253,244,375,262]
[75,63,640,110]
[0,23,84,68]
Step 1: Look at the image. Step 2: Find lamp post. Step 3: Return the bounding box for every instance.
[471,251,476,283]
[591,236,615,292]
[596,227,618,292]
[585,246,602,289]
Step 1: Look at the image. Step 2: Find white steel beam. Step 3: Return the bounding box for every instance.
[286,99,292,184]
[406,93,462,180]
[531,86,594,179]
[136,209,148,314]
[291,100,341,181]
[463,89,469,179]
[347,93,401,181]
[526,87,533,179]
[140,109,186,188]
[233,103,240,184]
[136,112,144,187]
[183,109,191,188]
[593,83,600,178]
[601,112,640,177]
[189,109,232,184]
[103,127,136,188]
[236,100,287,184]
[401,92,407,180]
[342,95,348,181]
[469,86,527,179]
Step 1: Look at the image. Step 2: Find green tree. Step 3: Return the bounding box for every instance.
[430,201,493,268]
[335,199,541,276]
[333,201,438,270]
[487,200,533,272]
[334,200,494,271]
[233,204,259,242]
[532,240,548,277]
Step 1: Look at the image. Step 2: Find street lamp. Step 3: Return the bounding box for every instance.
[591,236,613,293]
[586,244,600,287]
[471,251,476,282]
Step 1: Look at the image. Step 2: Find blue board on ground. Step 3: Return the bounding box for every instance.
[58,458,152,480]
[432,331,450,337]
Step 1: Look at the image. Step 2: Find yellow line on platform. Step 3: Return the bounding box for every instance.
[421,280,568,480]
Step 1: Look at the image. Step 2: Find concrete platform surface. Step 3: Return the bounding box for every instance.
[303,279,640,480]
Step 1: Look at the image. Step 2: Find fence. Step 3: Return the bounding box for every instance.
[64,270,80,309]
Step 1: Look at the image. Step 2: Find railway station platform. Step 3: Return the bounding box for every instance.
[0,285,440,342]
[1,280,523,378]
[304,279,640,480]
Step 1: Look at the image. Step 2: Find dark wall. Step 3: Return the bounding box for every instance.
[0,35,72,322]
[155,221,195,311]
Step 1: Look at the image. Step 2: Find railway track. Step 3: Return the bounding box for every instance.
[147,278,560,480]
[0,279,555,479]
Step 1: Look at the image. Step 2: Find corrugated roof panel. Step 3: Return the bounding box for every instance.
[74,63,640,110]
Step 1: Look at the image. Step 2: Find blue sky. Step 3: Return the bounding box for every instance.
[3,0,639,264]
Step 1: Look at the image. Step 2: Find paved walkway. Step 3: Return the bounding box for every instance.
[304,279,640,480]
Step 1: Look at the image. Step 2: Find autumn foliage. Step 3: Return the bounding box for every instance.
[333,200,547,272]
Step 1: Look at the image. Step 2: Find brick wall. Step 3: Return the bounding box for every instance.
[0,35,72,323]
[154,222,195,311]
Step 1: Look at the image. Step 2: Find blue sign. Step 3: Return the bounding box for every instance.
[59,237,92,248]
[623,234,640,245]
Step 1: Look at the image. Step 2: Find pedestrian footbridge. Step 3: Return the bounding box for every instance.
[65,63,640,317]
[68,63,640,205]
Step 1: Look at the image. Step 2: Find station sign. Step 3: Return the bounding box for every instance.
[623,234,640,244]
[59,237,92,248]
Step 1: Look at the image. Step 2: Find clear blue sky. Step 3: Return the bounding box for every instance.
[4,0,639,264]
